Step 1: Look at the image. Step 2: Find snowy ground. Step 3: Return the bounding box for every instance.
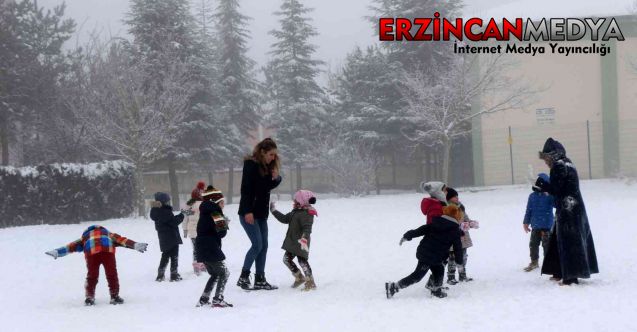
[1,179,636,332]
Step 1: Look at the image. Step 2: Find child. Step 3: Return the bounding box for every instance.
[445,188,480,284]
[385,205,465,299]
[270,190,318,291]
[196,187,232,308]
[183,183,208,276]
[522,173,554,272]
[45,225,148,306]
[420,181,447,225]
[150,192,190,282]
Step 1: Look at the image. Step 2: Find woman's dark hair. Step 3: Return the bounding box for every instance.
[247,137,280,176]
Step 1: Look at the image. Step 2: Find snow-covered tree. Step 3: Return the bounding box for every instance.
[400,54,538,183]
[266,0,325,189]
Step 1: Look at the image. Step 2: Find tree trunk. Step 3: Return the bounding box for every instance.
[135,164,146,217]
[227,166,234,204]
[375,164,381,195]
[1,113,9,166]
[290,166,295,196]
[441,137,452,184]
[167,155,180,210]
[391,151,397,186]
[296,162,302,191]
[207,171,214,186]
[416,148,424,190]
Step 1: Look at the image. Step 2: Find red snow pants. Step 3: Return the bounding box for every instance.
[84,252,119,298]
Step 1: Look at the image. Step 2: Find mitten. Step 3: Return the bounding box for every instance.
[134,242,148,253]
[214,217,229,232]
[298,238,309,252]
[460,222,471,232]
[399,237,408,246]
[45,250,59,259]
[469,220,480,229]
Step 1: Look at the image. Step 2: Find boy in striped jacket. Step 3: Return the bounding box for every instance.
[45,225,148,306]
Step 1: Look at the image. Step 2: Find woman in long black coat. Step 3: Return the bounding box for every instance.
[537,138,599,285]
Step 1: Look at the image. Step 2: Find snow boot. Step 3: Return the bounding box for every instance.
[197,295,211,307]
[85,297,95,306]
[524,260,539,272]
[426,277,449,291]
[431,288,448,298]
[253,273,278,290]
[237,270,252,290]
[170,273,183,282]
[447,275,458,285]
[385,282,400,299]
[302,276,316,291]
[212,296,233,308]
[459,272,473,282]
[291,271,305,288]
[109,295,124,305]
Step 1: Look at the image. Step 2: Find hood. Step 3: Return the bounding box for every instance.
[420,181,447,202]
[539,137,566,161]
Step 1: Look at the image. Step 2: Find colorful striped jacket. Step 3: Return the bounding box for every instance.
[54,225,136,257]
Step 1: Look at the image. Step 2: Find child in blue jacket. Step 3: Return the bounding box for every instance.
[523,173,555,272]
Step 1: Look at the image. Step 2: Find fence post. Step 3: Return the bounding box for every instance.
[586,120,592,180]
[508,126,514,185]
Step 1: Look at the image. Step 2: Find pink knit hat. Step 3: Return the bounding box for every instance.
[293,190,317,216]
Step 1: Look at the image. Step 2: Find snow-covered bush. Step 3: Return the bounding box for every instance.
[0,161,135,228]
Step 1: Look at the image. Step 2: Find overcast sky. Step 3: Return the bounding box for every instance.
[39,0,517,71]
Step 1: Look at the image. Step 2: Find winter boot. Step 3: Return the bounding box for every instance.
[523,260,539,272]
[109,295,124,305]
[385,282,400,299]
[431,288,448,298]
[459,272,473,282]
[237,270,252,290]
[291,271,305,288]
[302,276,316,291]
[84,297,95,306]
[170,273,183,282]
[560,278,579,286]
[156,268,166,282]
[212,296,234,308]
[196,295,211,307]
[447,275,458,285]
[253,273,278,290]
[426,277,449,291]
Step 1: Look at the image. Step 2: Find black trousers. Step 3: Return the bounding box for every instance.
[202,261,229,300]
[530,228,550,261]
[398,261,444,290]
[158,245,179,275]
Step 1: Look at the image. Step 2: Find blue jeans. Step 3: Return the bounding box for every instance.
[240,216,269,275]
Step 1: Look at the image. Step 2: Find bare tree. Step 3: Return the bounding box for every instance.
[67,39,196,216]
[401,53,539,183]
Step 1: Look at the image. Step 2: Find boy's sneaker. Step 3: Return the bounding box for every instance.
[253,274,278,290]
[447,275,458,285]
[196,296,211,307]
[459,273,473,282]
[109,296,124,305]
[237,272,252,290]
[524,260,539,272]
[431,288,448,298]
[385,282,400,299]
[212,297,233,308]
[170,273,183,282]
[156,274,165,282]
[84,297,95,306]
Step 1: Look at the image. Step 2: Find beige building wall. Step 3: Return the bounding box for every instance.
[617,37,637,176]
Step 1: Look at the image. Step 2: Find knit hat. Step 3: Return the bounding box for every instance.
[196,181,205,190]
[442,205,463,222]
[293,189,318,216]
[202,187,224,204]
[446,187,459,202]
[539,137,566,161]
[532,173,550,192]
[420,181,447,202]
[154,192,171,205]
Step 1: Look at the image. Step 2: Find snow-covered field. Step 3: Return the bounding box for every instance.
[1,179,636,332]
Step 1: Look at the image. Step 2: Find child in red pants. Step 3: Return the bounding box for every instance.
[46,225,148,306]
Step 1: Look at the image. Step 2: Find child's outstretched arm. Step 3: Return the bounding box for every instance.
[401,224,430,244]
[110,233,148,252]
[270,202,292,224]
[46,239,83,259]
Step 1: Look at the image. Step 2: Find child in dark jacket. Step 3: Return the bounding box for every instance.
[523,173,555,272]
[196,187,232,308]
[270,190,318,291]
[150,192,190,282]
[45,225,148,306]
[386,205,465,299]
[420,181,447,225]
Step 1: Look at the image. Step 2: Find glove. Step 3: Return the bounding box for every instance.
[45,250,58,259]
[134,242,148,253]
[214,217,229,232]
[460,222,470,232]
[181,209,194,216]
[470,220,480,229]
[298,238,309,252]
[269,202,276,212]
[399,237,407,246]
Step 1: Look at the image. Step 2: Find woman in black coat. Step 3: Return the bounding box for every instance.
[150,192,186,282]
[537,138,599,285]
[236,138,282,290]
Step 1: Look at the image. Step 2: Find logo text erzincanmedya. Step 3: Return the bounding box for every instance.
[379,13,625,42]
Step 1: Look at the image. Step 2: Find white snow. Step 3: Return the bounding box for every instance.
[1,179,635,332]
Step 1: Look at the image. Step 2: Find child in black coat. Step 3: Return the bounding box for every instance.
[386,205,465,299]
[195,187,232,308]
[150,192,190,282]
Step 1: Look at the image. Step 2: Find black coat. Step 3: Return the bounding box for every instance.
[403,216,464,266]
[238,159,282,219]
[150,202,184,252]
[540,157,599,280]
[195,200,227,262]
